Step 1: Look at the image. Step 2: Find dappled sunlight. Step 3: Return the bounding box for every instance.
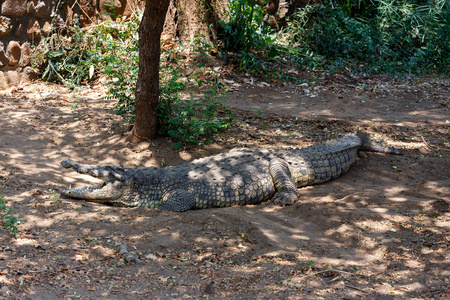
[7,111,35,120]
[22,214,57,228]
[257,226,311,244]
[0,78,448,298]
[369,207,389,213]
[13,237,42,246]
[224,81,450,135]
[424,180,450,198]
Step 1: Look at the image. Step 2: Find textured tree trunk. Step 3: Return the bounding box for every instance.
[164,0,229,46]
[131,0,170,141]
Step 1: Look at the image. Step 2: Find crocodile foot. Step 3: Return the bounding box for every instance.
[271,191,298,207]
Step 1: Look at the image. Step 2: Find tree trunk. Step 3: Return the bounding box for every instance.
[131,0,170,141]
[164,0,229,46]
[163,0,281,46]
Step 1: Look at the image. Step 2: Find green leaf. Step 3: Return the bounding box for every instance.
[46,50,65,59]
[268,47,278,58]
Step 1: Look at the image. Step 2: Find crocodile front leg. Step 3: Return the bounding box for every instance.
[158,189,196,212]
[269,158,299,206]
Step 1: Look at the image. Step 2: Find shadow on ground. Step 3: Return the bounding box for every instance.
[0,79,449,299]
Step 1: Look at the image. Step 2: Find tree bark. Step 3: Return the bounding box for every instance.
[131,0,170,141]
[163,0,229,47]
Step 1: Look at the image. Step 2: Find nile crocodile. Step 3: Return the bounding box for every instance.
[60,131,402,211]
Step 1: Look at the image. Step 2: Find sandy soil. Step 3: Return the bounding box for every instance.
[0,74,449,299]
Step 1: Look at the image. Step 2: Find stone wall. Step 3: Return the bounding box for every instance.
[0,0,145,89]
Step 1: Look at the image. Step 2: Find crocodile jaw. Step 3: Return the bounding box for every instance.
[61,181,125,203]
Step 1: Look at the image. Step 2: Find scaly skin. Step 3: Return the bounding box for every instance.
[60,131,402,211]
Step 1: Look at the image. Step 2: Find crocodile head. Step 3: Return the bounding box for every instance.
[61,179,138,206]
[60,159,143,207]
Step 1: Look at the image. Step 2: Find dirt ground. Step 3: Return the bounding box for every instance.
[0,73,449,299]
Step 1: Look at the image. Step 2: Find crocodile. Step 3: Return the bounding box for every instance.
[60,131,402,211]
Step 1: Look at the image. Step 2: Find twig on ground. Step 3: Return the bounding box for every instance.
[118,238,142,264]
[421,135,438,152]
[296,268,371,294]
[345,284,369,294]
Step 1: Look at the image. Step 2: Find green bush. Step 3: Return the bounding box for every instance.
[335,0,378,18]
[285,0,450,74]
[287,3,377,60]
[102,18,140,118]
[376,0,450,73]
[218,0,274,52]
[32,18,106,88]
[0,195,20,238]
[158,94,233,149]
[215,0,449,75]
[33,0,448,106]
[217,0,283,75]
[104,31,233,148]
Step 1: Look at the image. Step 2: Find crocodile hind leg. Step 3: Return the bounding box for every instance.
[269,158,299,206]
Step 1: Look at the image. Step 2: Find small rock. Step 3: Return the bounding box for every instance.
[146,253,157,260]
[26,17,41,40]
[1,285,9,294]
[6,70,21,85]
[29,0,58,18]
[0,48,9,67]
[1,0,27,16]
[41,21,52,37]
[21,43,31,66]
[7,41,21,66]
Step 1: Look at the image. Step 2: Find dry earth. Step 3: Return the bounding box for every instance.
[0,74,449,299]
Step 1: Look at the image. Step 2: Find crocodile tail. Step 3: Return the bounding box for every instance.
[356,130,404,155]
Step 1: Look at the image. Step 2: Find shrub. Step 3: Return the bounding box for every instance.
[287,3,377,60]
[285,0,450,74]
[376,0,450,73]
[217,0,274,52]
[0,195,20,238]
[104,32,234,148]
[217,0,283,75]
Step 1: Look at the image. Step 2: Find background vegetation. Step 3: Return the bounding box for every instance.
[0,195,20,238]
[220,0,449,75]
[287,0,450,74]
[31,0,449,146]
